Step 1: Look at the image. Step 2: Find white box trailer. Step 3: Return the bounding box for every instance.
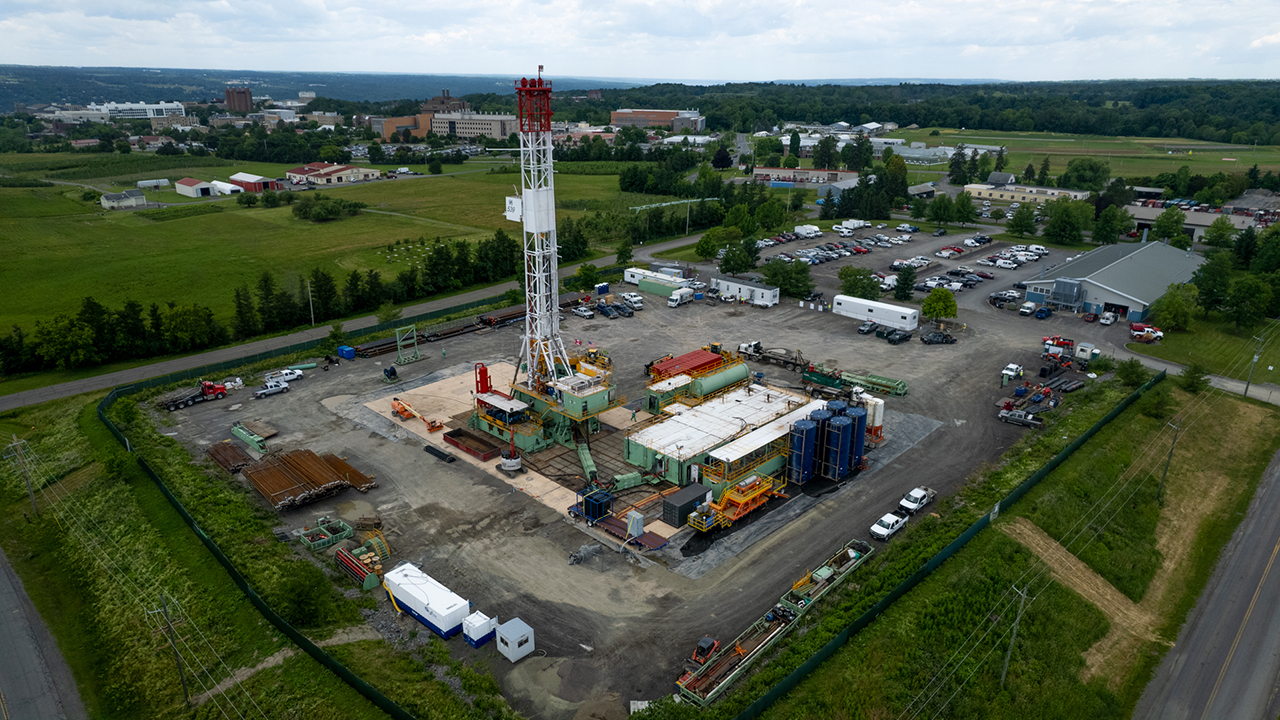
[709,276,780,307]
[625,267,690,288]
[795,224,821,238]
[384,563,469,639]
[832,295,919,331]
[840,219,868,230]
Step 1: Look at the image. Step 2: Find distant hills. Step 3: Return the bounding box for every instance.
[0,65,643,108]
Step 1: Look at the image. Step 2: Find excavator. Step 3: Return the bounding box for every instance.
[391,398,443,432]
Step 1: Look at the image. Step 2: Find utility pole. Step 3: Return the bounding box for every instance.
[306,278,315,326]
[4,436,39,517]
[1244,333,1265,399]
[1000,585,1029,689]
[153,593,190,703]
[1157,422,1182,507]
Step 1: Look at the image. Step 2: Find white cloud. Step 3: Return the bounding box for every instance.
[0,0,1277,81]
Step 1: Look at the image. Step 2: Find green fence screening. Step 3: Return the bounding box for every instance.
[733,371,1166,719]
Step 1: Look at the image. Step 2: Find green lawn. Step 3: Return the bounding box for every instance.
[1129,316,1280,385]
[0,170,625,330]
[887,127,1280,179]
[652,241,707,263]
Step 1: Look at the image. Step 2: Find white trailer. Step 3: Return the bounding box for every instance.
[840,219,868,230]
[710,276,780,307]
[625,267,690,287]
[383,563,470,639]
[795,224,821,238]
[831,295,919,331]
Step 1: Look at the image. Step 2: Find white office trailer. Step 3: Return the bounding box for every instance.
[709,276,780,307]
[831,295,920,331]
[496,618,535,663]
[463,611,497,648]
[383,563,470,639]
[624,268,691,288]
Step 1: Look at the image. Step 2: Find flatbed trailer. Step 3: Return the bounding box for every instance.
[676,537,874,706]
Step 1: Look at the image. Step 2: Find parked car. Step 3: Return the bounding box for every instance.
[598,304,619,319]
[1083,313,1098,322]
[572,306,595,319]
[975,270,995,279]
[932,228,948,236]
[858,320,878,335]
[899,487,937,514]
[254,381,290,399]
[610,302,634,317]
[1100,311,1118,325]
[1034,307,1053,319]
[921,331,957,345]
[870,510,910,540]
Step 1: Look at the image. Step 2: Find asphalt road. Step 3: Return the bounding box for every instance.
[0,233,702,414]
[0,546,87,720]
[1134,446,1280,720]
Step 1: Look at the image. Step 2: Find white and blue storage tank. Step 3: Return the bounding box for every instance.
[463,611,497,648]
[384,563,469,639]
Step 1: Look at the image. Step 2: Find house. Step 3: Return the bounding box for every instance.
[1020,241,1205,321]
[286,162,382,185]
[986,171,1018,186]
[176,178,215,198]
[100,189,147,210]
[228,172,283,192]
[70,139,101,149]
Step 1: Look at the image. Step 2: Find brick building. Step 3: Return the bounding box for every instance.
[430,112,517,140]
[225,88,253,113]
[610,109,706,132]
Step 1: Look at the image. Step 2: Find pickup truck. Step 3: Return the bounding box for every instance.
[899,487,936,515]
[264,368,303,384]
[871,510,910,541]
[998,409,1043,428]
[254,381,290,399]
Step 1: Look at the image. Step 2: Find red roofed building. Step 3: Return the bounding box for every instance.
[228,172,283,192]
[285,162,382,186]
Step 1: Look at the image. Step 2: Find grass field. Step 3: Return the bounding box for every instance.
[756,385,1280,720]
[1129,316,1280,386]
[889,127,1280,179]
[0,171,630,330]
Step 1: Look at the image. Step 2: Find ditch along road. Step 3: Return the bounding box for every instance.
[0,233,704,413]
[1133,445,1280,720]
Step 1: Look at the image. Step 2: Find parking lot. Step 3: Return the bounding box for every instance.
[154,242,1143,719]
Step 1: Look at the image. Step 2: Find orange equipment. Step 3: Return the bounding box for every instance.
[391,397,425,423]
[691,635,720,665]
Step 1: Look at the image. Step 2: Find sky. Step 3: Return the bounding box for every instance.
[3,0,1280,83]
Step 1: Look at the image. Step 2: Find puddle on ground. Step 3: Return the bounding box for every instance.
[334,498,377,523]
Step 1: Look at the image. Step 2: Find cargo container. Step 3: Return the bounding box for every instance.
[831,295,919,331]
[383,563,469,639]
[664,483,713,528]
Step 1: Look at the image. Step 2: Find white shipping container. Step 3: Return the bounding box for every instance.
[625,268,691,287]
[831,295,919,331]
[384,563,469,639]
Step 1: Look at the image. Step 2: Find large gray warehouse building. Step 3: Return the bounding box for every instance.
[1021,241,1204,322]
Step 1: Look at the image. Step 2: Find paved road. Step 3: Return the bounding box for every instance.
[1134,446,1280,720]
[0,546,87,720]
[0,233,701,413]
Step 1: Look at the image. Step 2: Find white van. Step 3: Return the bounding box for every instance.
[995,259,1018,270]
[1019,302,1036,316]
[1028,244,1048,255]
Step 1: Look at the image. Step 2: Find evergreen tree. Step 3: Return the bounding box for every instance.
[1037,156,1052,186]
[616,237,634,264]
[947,144,969,185]
[343,270,364,313]
[994,147,1007,172]
[232,284,261,338]
[894,265,916,301]
[818,189,836,220]
[310,269,342,320]
[256,271,282,332]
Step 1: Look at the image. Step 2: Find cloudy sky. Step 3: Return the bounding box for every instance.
[3,0,1280,82]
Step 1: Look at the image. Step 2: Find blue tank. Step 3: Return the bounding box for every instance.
[826,400,848,417]
[787,420,818,484]
[850,407,868,469]
[810,409,833,469]
[824,416,854,479]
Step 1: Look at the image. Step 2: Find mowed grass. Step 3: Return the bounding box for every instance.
[889,127,1280,178]
[0,186,100,217]
[0,171,627,330]
[1129,316,1280,386]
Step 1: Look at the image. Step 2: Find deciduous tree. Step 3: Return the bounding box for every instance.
[838,266,882,300]
[921,287,958,321]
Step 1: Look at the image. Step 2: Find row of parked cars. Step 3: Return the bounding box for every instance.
[570,292,646,320]
[871,486,937,540]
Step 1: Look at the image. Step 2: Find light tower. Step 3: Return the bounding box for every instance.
[507,66,570,389]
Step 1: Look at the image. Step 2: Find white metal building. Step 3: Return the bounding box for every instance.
[209,180,242,195]
[709,275,780,307]
[831,296,919,331]
[86,101,185,119]
[1021,241,1206,321]
[496,618,535,663]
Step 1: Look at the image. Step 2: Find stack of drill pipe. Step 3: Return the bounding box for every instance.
[207,442,252,473]
[354,337,398,358]
[243,449,353,509]
[322,454,378,492]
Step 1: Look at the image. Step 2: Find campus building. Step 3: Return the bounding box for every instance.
[225,87,253,113]
[86,101,186,119]
[1020,241,1204,321]
[610,109,706,132]
[964,183,1090,204]
[429,112,517,139]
